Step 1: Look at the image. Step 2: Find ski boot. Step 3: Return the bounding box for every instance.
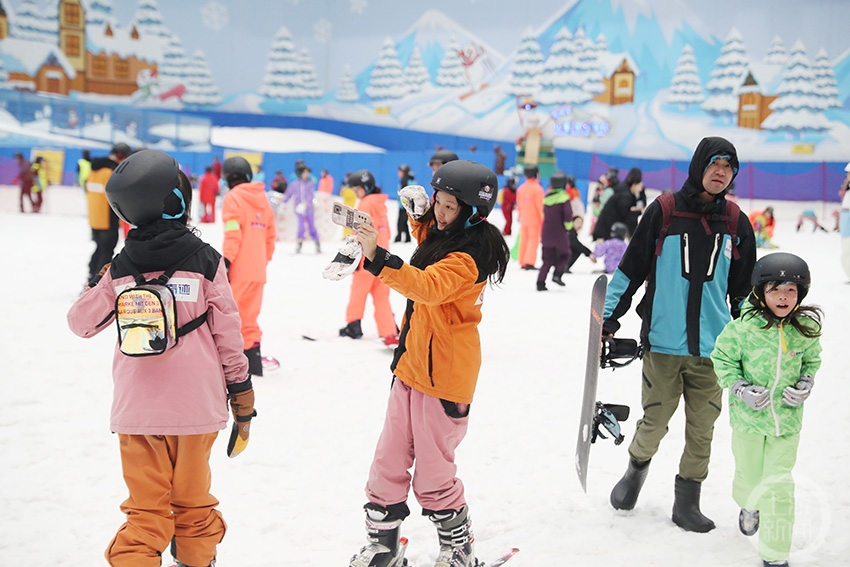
[551,273,566,286]
[244,343,263,377]
[671,475,715,533]
[428,506,479,567]
[610,458,650,510]
[536,281,547,291]
[340,320,364,339]
[349,507,408,567]
[316,240,321,254]
[296,239,303,254]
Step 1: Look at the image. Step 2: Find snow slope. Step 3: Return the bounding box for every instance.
[0,186,847,566]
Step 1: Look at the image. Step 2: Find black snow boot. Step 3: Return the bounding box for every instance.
[610,458,650,510]
[671,475,715,533]
[536,281,548,291]
[551,273,566,286]
[340,320,364,339]
[349,506,408,567]
[244,344,263,377]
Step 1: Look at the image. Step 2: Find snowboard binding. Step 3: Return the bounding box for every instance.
[591,402,630,445]
[600,337,643,369]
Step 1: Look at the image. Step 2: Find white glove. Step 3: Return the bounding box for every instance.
[732,380,770,411]
[398,185,430,220]
[782,375,814,407]
[321,235,362,281]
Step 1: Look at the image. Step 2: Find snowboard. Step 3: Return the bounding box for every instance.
[574,275,608,493]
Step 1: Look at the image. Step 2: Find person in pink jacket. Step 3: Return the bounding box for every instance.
[516,165,544,269]
[339,170,399,345]
[221,156,277,376]
[67,150,255,567]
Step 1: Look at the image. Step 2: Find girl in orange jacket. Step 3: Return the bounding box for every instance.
[338,170,398,345]
[347,160,509,567]
[516,165,544,269]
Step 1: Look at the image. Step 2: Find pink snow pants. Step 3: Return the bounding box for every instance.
[366,378,469,513]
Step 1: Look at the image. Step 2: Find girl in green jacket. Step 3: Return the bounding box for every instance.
[711,252,823,567]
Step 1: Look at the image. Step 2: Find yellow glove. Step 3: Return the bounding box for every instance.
[227,381,256,458]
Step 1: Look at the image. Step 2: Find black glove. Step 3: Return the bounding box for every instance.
[226,378,256,458]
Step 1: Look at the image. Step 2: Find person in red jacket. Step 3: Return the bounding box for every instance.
[338,170,399,346]
[348,160,510,567]
[516,165,544,269]
[221,156,276,376]
[500,176,517,235]
[199,166,219,222]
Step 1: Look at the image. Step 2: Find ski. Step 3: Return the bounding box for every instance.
[482,547,520,567]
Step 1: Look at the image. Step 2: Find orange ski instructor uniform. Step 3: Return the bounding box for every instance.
[516,167,544,268]
[345,171,397,340]
[222,177,276,357]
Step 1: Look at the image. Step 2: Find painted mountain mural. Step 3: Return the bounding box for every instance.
[0,0,848,161]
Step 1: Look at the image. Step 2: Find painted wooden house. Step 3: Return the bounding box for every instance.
[594,53,640,105]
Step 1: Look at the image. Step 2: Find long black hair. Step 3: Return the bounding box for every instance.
[745,282,823,338]
[409,192,509,284]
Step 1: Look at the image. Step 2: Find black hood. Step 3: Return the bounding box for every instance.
[682,137,739,197]
[120,220,203,272]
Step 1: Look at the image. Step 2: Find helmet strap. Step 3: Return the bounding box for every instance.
[162,187,186,219]
[464,210,486,229]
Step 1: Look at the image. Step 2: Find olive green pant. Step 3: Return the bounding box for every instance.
[732,430,800,563]
[628,352,722,482]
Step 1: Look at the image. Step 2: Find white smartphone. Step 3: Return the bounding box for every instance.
[332,202,371,229]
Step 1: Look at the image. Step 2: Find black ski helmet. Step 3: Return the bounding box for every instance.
[524,165,539,178]
[565,175,576,187]
[429,149,459,166]
[610,222,628,240]
[347,169,377,194]
[751,252,811,302]
[430,160,498,221]
[222,156,253,185]
[105,149,185,226]
[550,171,568,189]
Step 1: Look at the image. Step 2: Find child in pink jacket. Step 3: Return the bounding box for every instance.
[67,150,255,567]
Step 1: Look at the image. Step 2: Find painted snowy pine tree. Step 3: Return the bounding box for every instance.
[762,40,832,135]
[159,34,189,96]
[701,28,750,121]
[812,48,842,110]
[85,0,116,27]
[365,37,407,99]
[335,64,359,102]
[538,27,590,105]
[764,35,788,65]
[182,49,223,106]
[575,28,605,97]
[11,0,58,44]
[405,46,431,94]
[666,44,705,109]
[508,29,544,97]
[435,39,466,88]
[297,48,323,99]
[132,0,170,39]
[260,26,301,100]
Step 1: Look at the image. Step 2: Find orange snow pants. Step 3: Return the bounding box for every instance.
[519,221,541,267]
[106,433,225,567]
[346,267,396,337]
[229,279,265,350]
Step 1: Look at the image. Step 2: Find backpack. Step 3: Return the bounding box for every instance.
[114,243,208,357]
[654,192,741,260]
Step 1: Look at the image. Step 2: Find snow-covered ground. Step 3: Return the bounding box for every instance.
[1,185,847,567]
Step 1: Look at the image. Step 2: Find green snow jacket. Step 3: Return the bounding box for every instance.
[711,306,822,437]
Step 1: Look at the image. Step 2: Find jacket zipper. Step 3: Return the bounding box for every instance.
[683,233,690,274]
[428,336,434,387]
[769,326,783,436]
[706,234,721,277]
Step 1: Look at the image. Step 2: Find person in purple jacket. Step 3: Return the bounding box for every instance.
[67,150,255,567]
[594,222,629,274]
[284,161,321,253]
[537,171,573,291]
